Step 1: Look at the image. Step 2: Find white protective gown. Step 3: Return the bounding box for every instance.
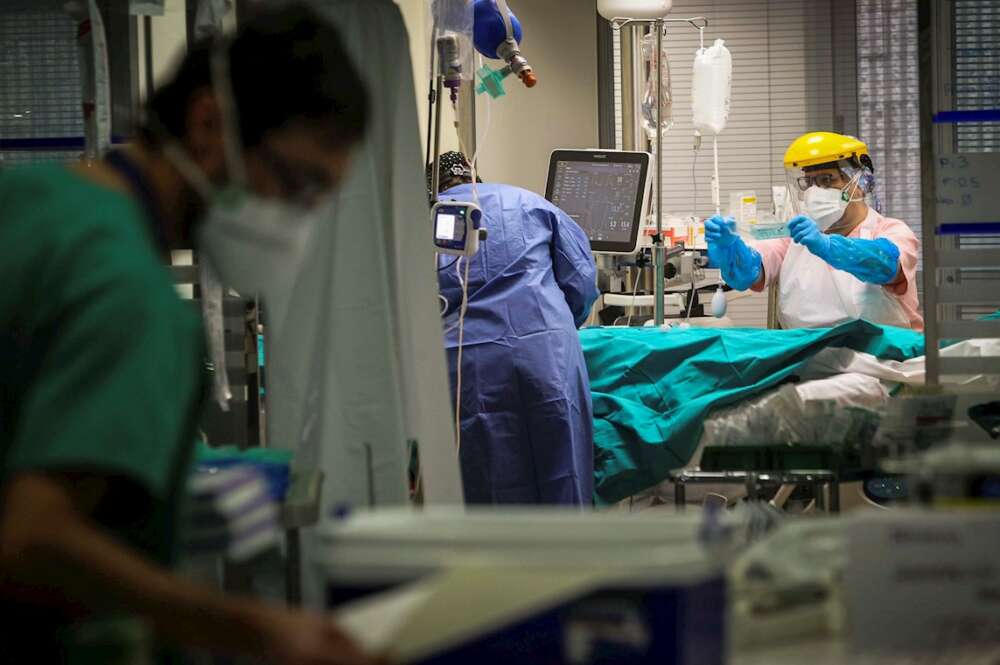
[778,212,910,330]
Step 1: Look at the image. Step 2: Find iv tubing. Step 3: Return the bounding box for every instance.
[713,135,721,216]
[454,258,471,453]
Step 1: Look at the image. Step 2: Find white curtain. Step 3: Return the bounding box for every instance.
[266,0,462,518]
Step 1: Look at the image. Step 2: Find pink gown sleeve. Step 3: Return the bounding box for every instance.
[749,238,792,291]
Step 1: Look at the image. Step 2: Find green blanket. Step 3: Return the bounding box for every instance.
[581,319,927,505]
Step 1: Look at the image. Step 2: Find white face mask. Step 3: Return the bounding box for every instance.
[164,49,322,301]
[195,189,320,299]
[802,175,859,231]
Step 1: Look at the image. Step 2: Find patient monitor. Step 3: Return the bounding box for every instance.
[544,150,652,255]
[432,200,483,257]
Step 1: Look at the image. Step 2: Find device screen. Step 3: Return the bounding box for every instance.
[548,160,644,244]
[434,206,468,249]
[436,213,457,240]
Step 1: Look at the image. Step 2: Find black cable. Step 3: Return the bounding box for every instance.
[437,256,460,272]
[424,20,438,183]
[685,274,697,322]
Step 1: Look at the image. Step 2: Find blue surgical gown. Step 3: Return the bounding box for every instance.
[438,183,599,506]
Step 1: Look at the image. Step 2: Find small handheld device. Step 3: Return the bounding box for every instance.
[432,200,483,257]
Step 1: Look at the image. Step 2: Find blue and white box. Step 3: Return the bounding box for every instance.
[317,509,726,665]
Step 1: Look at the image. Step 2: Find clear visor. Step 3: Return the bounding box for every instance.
[784,160,863,215]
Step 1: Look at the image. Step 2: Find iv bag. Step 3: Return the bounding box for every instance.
[431,0,473,35]
[429,0,474,82]
[691,38,732,136]
[640,30,673,140]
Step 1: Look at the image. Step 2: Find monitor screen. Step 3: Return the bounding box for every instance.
[433,204,468,252]
[545,150,650,254]
[436,213,459,240]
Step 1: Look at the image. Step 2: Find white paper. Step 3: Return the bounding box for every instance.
[845,512,1000,653]
[333,566,612,663]
[935,153,1000,224]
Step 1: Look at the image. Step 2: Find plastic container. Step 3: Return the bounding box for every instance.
[748,220,790,241]
[195,442,293,502]
[728,192,758,229]
[691,39,732,136]
[663,215,688,247]
[320,508,725,665]
[640,31,673,139]
[319,508,710,590]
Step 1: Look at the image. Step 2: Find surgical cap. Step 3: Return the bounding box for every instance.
[426,151,478,201]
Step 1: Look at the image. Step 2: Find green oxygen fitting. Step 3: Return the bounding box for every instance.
[476,63,509,99]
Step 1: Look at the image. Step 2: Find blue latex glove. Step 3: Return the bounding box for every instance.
[788,215,831,256]
[789,214,901,285]
[705,215,762,290]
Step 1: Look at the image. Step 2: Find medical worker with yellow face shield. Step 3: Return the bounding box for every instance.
[705,132,923,331]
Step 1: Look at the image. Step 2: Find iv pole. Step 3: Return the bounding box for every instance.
[610,15,709,327]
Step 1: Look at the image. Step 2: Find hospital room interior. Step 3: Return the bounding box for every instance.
[1,0,999,663]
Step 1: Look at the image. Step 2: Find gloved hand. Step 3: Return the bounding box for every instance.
[788,215,831,258]
[704,214,740,249]
[788,214,900,284]
[705,215,763,291]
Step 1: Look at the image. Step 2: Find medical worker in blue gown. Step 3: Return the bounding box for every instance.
[429,152,599,506]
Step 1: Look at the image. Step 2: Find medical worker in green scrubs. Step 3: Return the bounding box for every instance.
[0,4,378,663]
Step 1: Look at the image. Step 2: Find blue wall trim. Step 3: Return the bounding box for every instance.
[938,222,1000,235]
[933,110,1000,124]
[0,136,128,151]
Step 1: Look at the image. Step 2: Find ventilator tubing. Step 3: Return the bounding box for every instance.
[821,235,900,285]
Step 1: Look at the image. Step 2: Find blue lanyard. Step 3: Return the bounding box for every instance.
[103,150,170,254]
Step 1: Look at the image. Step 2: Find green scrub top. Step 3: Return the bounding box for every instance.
[0,162,205,661]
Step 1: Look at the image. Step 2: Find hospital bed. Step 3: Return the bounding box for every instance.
[581,317,1000,508]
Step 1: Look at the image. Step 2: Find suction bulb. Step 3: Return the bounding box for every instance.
[711,284,727,318]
